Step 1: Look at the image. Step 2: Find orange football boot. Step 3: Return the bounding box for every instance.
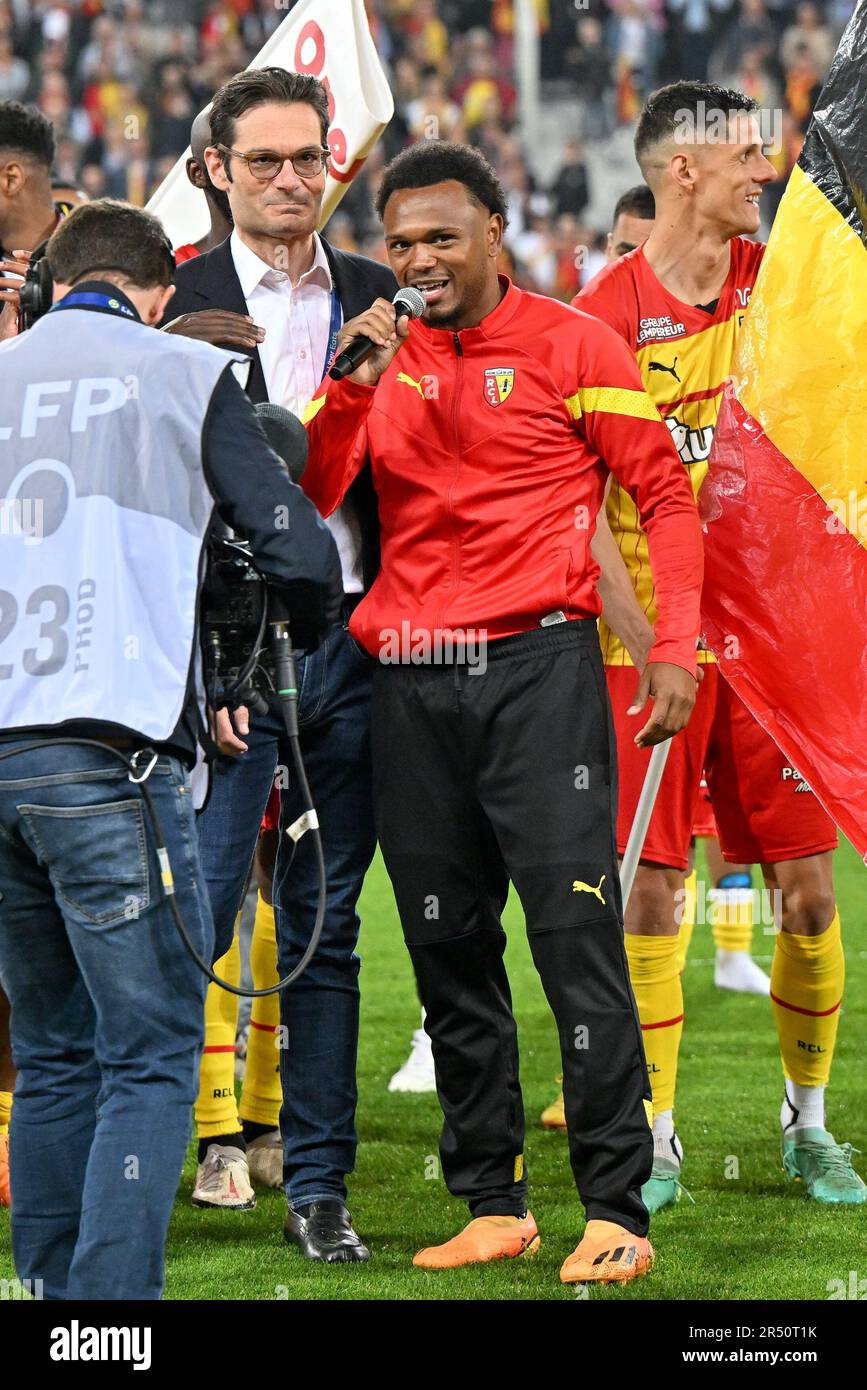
[559,1219,654,1285]
[540,1085,567,1130]
[413,1212,540,1269]
[0,1134,10,1207]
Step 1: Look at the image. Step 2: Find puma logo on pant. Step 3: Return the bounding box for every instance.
[572,874,606,904]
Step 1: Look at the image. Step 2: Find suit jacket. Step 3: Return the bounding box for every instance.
[165,235,397,590]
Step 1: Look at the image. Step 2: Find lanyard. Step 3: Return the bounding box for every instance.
[322,285,342,383]
[51,291,136,319]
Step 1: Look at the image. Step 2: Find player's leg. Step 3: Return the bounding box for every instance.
[0,985,13,1207]
[371,660,537,1269]
[542,845,693,1134]
[765,852,863,1202]
[673,845,697,974]
[679,779,716,973]
[477,628,654,1285]
[609,664,717,1213]
[709,682,863,1202]
[388,1000,436,1094]
[538,682,705,1138]
[190,930,254,1210]
[193,718,282,1209]
[238,834,283,1188]
[388,1005,436,1094]
[623,861,687,1212]
[703,831,770,995]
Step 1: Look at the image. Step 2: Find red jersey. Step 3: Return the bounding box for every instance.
[576,237,765,665]
[301,278,703,673]
[174,243,200,265]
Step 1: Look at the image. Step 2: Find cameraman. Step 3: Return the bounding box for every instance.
[0,198,340,1301]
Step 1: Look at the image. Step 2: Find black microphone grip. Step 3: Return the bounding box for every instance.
[329,287,426,381]
[329,332,380,381]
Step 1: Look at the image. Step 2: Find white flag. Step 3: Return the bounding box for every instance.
[146,0,393,248]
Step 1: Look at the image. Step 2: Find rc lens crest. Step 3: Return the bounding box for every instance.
[484,367,515,408]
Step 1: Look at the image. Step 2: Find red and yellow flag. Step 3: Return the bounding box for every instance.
[700,1,867,859]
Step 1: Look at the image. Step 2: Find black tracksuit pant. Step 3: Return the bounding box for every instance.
[371,622,652,1236]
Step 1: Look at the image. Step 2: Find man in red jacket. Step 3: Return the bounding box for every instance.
[302,140,704,1286]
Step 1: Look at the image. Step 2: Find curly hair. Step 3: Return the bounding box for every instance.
[376,140,509,226]
[0,100,55,169]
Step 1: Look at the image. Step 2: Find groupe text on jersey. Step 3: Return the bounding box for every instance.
[301,277,704,675]
[576,236,766,667]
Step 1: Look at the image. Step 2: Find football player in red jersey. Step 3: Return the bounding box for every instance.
[540,170,768,1137]
[578,82,863,1211]
[302,138,706,1284]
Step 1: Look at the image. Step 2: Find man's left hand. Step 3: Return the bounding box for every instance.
[0,252,29,339]
[628,662,697,747]
[210,705,249,755]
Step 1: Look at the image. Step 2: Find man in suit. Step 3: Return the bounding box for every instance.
[163,66,396,1263]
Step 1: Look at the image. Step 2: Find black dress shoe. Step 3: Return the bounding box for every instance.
[283,1199,370,1263]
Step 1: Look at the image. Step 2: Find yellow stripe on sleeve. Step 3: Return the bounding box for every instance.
[301,394,328,425]
[564,386,661,423]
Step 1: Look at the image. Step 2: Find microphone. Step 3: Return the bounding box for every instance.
[329,286,426,381]
[254,401,308,484]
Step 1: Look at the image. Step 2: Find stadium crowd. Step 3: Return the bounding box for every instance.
[0,0,856,295]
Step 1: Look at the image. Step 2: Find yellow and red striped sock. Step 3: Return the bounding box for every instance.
[711,875,755,954]
[238,895,282,1130]
[771,912,844,1089]
[195,929,242,1140]
[624,932,684,1116]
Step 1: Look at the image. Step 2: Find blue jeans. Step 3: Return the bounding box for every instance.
[197,619,376,1205]
[0,742,213,1301]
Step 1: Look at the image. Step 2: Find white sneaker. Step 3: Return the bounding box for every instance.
[388,1027,436,1093]
[714,949,771,995]
[247,1130,284,1189]
[191,1144,256,1210]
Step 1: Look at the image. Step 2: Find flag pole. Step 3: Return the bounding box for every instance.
[619,740,672,909]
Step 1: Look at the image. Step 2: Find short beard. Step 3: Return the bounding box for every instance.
[424,299,466,330]
[424,267,488,330]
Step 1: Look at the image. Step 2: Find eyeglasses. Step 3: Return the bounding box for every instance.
[216,144,330,181]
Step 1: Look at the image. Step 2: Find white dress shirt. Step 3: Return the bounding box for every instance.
[230,229,363,594]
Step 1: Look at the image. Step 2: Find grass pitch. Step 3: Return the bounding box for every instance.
[2,839,865,1301]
